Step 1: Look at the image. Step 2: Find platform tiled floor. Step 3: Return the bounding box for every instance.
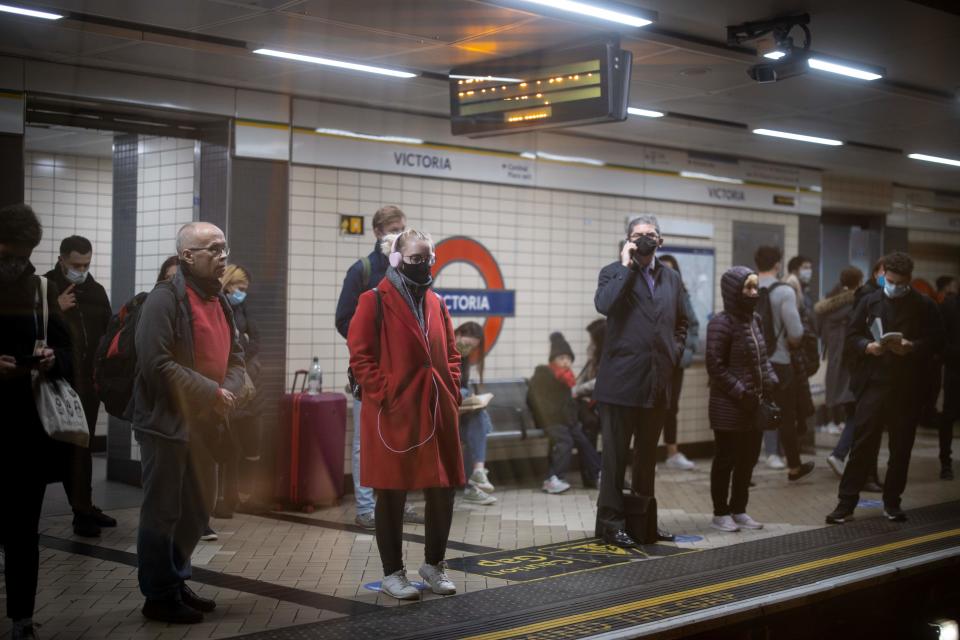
[3,427,959,639]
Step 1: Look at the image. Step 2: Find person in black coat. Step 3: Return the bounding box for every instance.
[706,266,778,532]
[44,235,115,537]
[939,290,960,479]
[827,252,945,524]
[0,204,73,640]
[593,215,689,547]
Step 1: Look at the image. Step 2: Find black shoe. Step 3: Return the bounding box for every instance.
[656,528,675,542]
[941,467,954,481]
[883,506,908,522]
[826,504,854,525]
[72,513,101,538]
[91,507,117,528]
[862,479,884,492]
[788,461,816,482]
[11,621,39,640]
[181,583,216,613]
[603,529,638,548]
[142,597,203,624]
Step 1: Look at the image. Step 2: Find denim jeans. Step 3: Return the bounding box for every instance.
[353,398,375,516]
[136,431,216,601]
[460,389,492,479]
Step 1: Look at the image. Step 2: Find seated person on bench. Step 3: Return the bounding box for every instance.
[528,332,602,494]
[455,321,496,506]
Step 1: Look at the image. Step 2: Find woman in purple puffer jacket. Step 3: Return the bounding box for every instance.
[707,266,779,533]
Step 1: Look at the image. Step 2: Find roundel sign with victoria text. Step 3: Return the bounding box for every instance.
[432,236,515,355]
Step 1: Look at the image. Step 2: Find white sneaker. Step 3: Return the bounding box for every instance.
[827,454,846,477]
[732,513,764,530]
[827,422,843,435]
[463,484,497,505]
[542,475,571,494]
[469,468,495,493]
[711,515,740,532]
[419,561,456,595]
[381,569,420,600]
[765,454,786,470]
[665,452,696,470]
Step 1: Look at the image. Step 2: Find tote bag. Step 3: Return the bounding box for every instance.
[32,276,90,448]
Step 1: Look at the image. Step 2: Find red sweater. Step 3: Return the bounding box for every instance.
[186,286,230,385]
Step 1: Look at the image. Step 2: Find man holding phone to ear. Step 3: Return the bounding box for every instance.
[44,235,114,537]
[593,214,689,548]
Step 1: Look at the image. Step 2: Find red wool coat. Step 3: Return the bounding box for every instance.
[347,279,464,490]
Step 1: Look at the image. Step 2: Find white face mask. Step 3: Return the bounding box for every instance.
[66,268,88,284]
[798,268,813,284]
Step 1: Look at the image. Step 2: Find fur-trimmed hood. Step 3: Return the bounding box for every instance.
[814,288,856,316]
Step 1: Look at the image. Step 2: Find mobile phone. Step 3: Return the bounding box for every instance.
[16,354,43,366]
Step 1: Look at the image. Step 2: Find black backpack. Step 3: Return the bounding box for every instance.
[94,291,148,419]
[756,282,787,359]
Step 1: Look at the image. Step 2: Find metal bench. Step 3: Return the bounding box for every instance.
[470,378,543,440]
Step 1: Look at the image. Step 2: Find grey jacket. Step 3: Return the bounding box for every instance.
[132,270,246,442]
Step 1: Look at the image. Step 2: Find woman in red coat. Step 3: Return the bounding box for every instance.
[347,228,463,600]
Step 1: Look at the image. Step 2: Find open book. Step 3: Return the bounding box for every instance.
[871,317,903,345]
[459,392,494,414]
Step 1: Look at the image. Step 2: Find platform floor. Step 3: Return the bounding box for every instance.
[2,427,959,639]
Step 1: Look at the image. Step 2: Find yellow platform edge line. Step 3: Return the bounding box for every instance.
[463,527,960,640]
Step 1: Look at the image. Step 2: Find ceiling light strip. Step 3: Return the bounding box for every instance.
[514,0,653,27]
[908,153,960,168]
[627,107,664,118]
[253,48,416,78]
[0,2,62,19]
[752,128,843,146]
[807,57,882,81]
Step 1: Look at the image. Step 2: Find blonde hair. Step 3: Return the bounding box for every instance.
[381,228,434,257]
[220,264,250,291]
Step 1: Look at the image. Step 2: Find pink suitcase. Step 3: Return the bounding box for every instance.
[275,371,347,512]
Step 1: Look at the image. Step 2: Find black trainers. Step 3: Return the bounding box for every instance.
[941,466,954,481]
[92,507,117,528]
[883,506,908,522]
[72,513,101,538]
[142,597,203,624]
[181,583,216,613]
[826,504,854,524]
[788,461,816,482]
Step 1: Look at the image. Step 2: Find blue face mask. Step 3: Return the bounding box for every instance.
[228,290,247,305]
[883,281,909,299]
[877,274,885,287]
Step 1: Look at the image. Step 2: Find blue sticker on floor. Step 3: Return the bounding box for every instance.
[673,535,704,543]
[858,499,883,508]
[364,580,427,592]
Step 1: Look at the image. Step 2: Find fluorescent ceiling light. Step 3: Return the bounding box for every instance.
[254,48,416,78]
[450,74,523,83]
[807,57,882,81]
[520,152,537,159]
[534,151,605,166]
[763,50,787,60]
[315,128,423,145]
[680,171,744,185]
[514,0,652,27]
[628,107,664,118]
[753,128,843,146]
[0,3,63,19]
[908,153,960,168]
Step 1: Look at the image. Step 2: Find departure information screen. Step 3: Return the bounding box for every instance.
[449,40,631,137]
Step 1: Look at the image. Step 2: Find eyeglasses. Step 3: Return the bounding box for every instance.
[401,254,436,266]
[188,244,230,258]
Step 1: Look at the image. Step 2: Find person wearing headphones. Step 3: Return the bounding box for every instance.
[347,229,463,600]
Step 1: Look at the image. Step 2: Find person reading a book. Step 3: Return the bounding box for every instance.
[826,252,945,525]
[455,322,497,506]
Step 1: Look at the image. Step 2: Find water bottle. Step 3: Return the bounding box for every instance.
[307,357,322,395]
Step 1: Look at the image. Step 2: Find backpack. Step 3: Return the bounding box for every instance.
[797,305,821,377]
[94,291,148,419]
[360,255,372,289]
[756,282,787,359]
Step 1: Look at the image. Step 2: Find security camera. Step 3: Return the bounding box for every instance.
[747,52,809,83]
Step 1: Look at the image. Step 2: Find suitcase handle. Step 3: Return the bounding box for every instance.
[292,370,308,394]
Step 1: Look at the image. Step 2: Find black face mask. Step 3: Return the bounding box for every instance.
[632,235,659,258]
[739,295,759,314]
[400,262,433,285]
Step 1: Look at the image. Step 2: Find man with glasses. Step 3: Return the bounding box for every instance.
[132,222,245,623]
[593,215,689,547]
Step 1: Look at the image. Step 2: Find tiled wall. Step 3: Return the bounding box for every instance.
[287,165,800,468]
[23,152,114,293]
[135,136,197,291]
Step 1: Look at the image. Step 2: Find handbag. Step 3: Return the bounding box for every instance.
[32,276,90,448]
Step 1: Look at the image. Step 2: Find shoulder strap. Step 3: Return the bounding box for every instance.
[373,287,382,357]
[360,256,372,290]
[37,275,49,342]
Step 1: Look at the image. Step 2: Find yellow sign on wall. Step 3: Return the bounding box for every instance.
[340,215,365,235]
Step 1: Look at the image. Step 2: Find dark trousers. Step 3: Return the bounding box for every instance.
[596,403,664,534]
[545,422,601,482]
[710,430,762,516]
[375,487,455,575]
[838,388,918,510]
[62,388,99,514]
[136,431,217,601]
[663,367,684,445]
[771,363,802,468]
[1,461,46,620]
[939,376,958,468]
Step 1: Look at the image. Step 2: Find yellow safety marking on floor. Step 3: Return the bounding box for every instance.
[462,527,960,640]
